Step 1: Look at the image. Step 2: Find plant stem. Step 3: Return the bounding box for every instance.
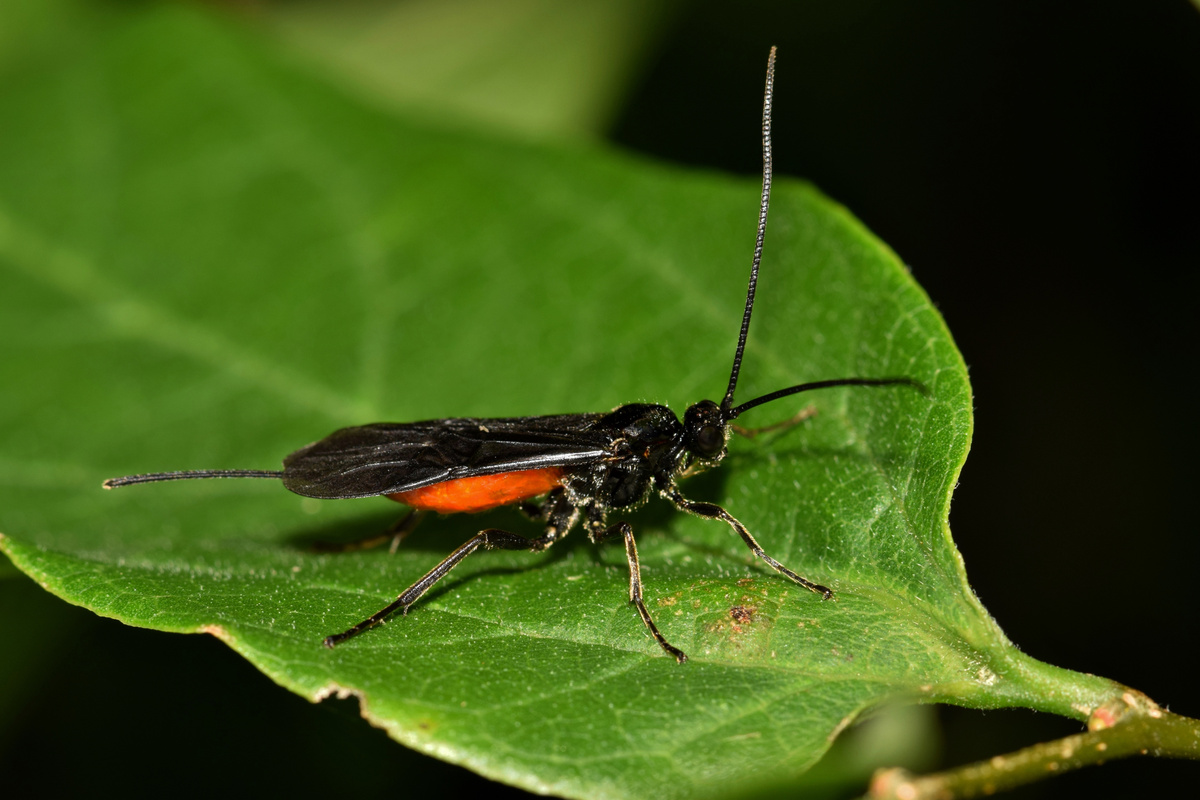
[867,691,1200,799]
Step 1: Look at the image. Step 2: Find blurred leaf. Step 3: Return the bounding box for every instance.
[259,0,677,138]
[0,0,93,74]
[0,4,1120,799]
[751,704,940,799]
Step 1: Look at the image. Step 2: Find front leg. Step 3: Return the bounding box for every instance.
[730,404,817,439]
[661,483,832,599]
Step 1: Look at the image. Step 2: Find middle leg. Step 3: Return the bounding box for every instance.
[590,513,688,663]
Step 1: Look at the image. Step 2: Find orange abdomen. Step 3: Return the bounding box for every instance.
[388,467,564,514]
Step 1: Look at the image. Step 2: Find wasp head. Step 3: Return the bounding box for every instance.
[682,400,728,462]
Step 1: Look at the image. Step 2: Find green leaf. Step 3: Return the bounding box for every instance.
[0,4,1121,799]
[259,0,677,138]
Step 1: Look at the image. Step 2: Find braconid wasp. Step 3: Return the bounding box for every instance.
[104,48,921,662]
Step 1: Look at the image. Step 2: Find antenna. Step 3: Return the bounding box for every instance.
[716,48,923,423]
[725,377,926,421]
[721,45,776,413]
[103,470,284,489]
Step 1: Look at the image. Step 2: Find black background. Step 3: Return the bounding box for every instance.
[3,1,1197,798]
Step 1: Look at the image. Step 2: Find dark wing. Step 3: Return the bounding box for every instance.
[281,413,610,499]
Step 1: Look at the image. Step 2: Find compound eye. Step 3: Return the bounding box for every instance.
[695,424,724,458]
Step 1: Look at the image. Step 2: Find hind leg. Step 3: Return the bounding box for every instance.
[312,508,428,554]
[324,492,579,647]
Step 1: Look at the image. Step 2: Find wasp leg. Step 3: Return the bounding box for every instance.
[731,404,817,439]
[312,508,429,554]
[589,515,688,663]
[663,485,832,599]
[518,486,565,522]
[324,494,579,648]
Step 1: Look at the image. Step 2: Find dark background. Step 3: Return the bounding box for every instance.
[3,1,1197,797]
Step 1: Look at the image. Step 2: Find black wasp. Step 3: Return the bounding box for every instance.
[105,48,921,662]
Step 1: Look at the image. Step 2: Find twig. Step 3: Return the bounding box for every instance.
[867,690,1200,799]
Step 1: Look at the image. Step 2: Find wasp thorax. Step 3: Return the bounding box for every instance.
[683,400,727,460]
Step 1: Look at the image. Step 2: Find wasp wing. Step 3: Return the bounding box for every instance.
[281,414,610,499]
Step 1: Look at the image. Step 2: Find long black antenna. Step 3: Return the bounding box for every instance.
[725,377,924,421]
[721,45,776,414]
[103,470,284,489]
